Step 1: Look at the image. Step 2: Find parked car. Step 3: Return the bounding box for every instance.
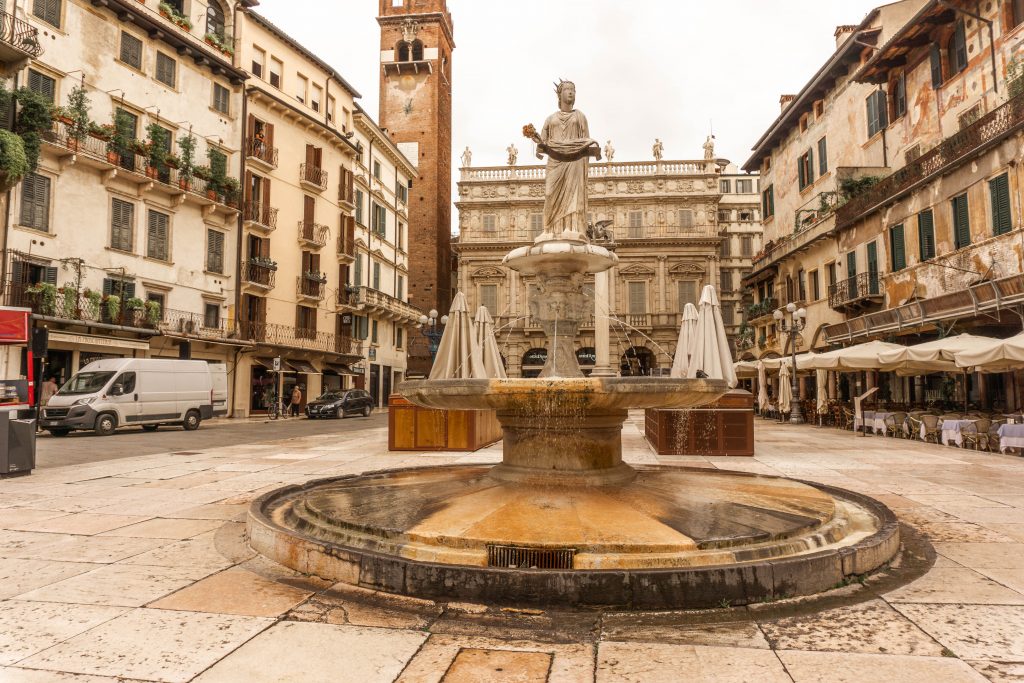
[41,359,227,437]
[305,389,374,419]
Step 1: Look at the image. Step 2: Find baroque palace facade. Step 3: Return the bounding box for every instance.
[455,155,759,377]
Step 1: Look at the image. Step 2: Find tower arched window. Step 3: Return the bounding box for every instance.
[412,40,424,61]
[207,0,226,40]
[396,42,410,62]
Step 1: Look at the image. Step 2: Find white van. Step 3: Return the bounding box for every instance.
[41,359,227,437]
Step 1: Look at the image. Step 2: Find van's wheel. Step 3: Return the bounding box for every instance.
[94,413,117,437]
[362,405,372,418]
[182,410,201,431]
[142,425,159,432]
[48,428,70,437]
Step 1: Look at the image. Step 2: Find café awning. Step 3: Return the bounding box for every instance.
[324,363,361,376]
[286,360,320,375]
[803,340,904,371]
[954,331,1024,373]
[877,333,993,375]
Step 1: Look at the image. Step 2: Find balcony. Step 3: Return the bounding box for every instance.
[243,261,277,290]
[337,233,355,262]
[238,320,347,355]
[0,10,41,67]
[243,200,278,233]
[745,297,778,323]
[751,191,838,272]
[829,272,882,312]
[3,282,158,330]
[614,313,679,330]
[300,163,328,192]
[836,91,1024,231]
[354,287,423,325]
[298,221,329,249]
[156,308,238,343]
[297,274,327,301]
[245,137,278,170]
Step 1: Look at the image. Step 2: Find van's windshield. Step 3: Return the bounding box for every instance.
[58,371,116,396]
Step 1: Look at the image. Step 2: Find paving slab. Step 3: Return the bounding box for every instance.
[5,513,150,536]
[596,641,791,683]
[0,600,125,666]
[14,562,212,607]
[98,517,224,539]
[0,668,150,682]
[149,567,313,617]
[885,567,1024,605]
[894,604,1024,660]
[777,650,988,682]
[441,648,551,682]
[0,559,98,599]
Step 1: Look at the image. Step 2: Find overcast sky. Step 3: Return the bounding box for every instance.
[258,0,882,170]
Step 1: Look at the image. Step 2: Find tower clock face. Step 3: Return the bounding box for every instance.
[400,75,416,91]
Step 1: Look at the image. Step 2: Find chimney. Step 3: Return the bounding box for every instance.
[835,25,858,48]
[779,94,797,112]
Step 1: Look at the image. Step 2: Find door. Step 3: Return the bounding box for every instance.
[369,364,380,407]
[866,242,879,295]
[845,251,857,300]
[382,365,392,403]
[108,370,140,423]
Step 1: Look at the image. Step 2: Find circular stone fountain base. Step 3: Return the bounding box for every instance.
[248,466,900,610]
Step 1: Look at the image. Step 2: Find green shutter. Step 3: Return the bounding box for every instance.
[207,230,224,273]
[20,173,49,231]
[918,210,935,260]
[353,253,362,286]
[846,251,857,277]
[930,44,943,87]
[953,194,971,249]
[111,198,134,252]
[818,137,828,175]
[990,174,1012,236]
[147,210,168,260]
[890,224,906,271]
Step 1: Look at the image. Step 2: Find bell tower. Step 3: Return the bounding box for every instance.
[377,0,455,320]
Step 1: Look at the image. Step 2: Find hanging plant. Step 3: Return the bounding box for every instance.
[108,110,135,164]
[145,123,167,172]
[14,87,54,172]
[143,299,161,326]
[177,132,197,186]
[60,285,77,317]
[83,289,101,319]
[105,294,121,323]
[0,129,28,191]
[26,282,58,315]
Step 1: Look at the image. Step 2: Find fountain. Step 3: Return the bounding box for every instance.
[247,82,900,609]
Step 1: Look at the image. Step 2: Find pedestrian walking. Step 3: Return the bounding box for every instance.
[290,384,303,417]
[40,375,59,406]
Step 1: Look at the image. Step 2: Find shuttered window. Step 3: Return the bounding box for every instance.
[798,149,814,189]
[480,284,497,315]
[212,83,230,114]
[889,224,906,272]
[32,0,61,28]
[119,32,143,70]
[110,198,134,252]
[354,189,364,225]
[627,211,642,237]
[482,213,496,232]
[678,280,696,309]
[930,44,944,88]
[720,269,732,292]
[762,185,774,218]
[627,281,646,314]
[146,210,169,261]
[866,90,888,138]
[892,72,907,119]
[27,69,55,103]
[102,278,135,299]
[990,173,1012,236]
[353,253,362,287]
[529,213,543,236]
[918,209,936,260]
[846,251,857,277]
[372,261,381,290]
[948,20,968,75]
[952,193,971,249]
[207,230,225,274]
[721,305,735,326]
[817,137,828,175]
[156,53,176,88]
[19,173,50,231]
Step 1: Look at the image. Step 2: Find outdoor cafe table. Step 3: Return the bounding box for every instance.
[998,423,1024,453]
[855,410,893,435]
[938,419,978,447]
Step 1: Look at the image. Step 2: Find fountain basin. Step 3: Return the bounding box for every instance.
[502,239,617,276]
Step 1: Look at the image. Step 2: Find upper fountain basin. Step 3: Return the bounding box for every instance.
[400,377,728,413]
[502,238,617,276]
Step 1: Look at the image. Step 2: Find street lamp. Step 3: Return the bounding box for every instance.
[774,302,807,424]
[418,309,449,361]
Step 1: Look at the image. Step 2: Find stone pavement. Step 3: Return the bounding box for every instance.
[0,416,1022,682]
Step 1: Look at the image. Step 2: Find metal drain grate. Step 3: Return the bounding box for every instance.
[487,544,576,570]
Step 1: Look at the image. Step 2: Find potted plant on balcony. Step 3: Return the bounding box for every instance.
[103,294,121,324]
[143,299,162,327]
[83,289,101,320]
[164,153,181,169]
[144,124,167,179]
[304,271,327,284]
[221,176,240,207]
[124,296,145,325]
[89,122,113,142]
[59,285,77,318]
[65,83,91,151]
[25,282,57,316]
[53,106,74,127]
[177,132,196,190]
[158,2,192,30]
[106,110,134,166]
[204,32,234,57]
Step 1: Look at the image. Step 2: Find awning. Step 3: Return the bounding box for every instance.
[877,333,994,376]
[802,339,905,371]
[252,357,277,370]
[286,359,320,375]
[955,332,1024,373]
[324,363,361,376]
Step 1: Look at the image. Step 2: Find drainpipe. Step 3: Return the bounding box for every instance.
[938,0,998,93]
[230,3,247,417]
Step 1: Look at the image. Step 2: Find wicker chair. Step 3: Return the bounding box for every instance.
[920,414,942,444]
[962,419,990,451]
[841,407,855,431]
[885,412,908,439]
[988,420,1006,453]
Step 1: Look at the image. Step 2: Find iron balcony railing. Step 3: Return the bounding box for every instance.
[0,10,42,59]
[836,91,1024,230]
[243,200,278,231]
[243,261,277,289]
[297,275,327,300]
[245,136,278,168]
[3,281,158,329]
[828,272,881,309]
[238,320,342,354]
[300,163,328,190]
[298,221,329,248]
[157,308,233,340]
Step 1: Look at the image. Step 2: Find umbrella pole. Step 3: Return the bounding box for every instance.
[963,369,968,414]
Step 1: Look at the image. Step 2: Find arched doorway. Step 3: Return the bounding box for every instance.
[521,348,547,378]
[620,347,655,377]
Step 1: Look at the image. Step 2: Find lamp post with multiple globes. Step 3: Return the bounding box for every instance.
[418,309,449,361]
[774,302,807,424]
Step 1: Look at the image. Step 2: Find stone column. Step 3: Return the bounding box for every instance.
[591,269,615,377]
[657,255,667,313]
[510,270,519,315]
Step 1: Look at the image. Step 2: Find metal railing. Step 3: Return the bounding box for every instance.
[745,297,778,320]
[245,137,278,168]
[243,261,277,289]
[837,91,1024,230]
[238,320,340,354]
[297,275,327,300]
[828,272,881,309]
[157,308,232,340]
[2,282,158,329]
[0,10,42,58]
[243,200,278,231]
[298,221,329,248]
[300,163,328,190]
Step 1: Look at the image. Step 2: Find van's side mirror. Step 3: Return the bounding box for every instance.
[110,384,124,396]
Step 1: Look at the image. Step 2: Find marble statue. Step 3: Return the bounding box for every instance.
[604,139,615,162]
[704,135,715,160]
[652,138,664,161]
[460,146,472,168]
[506,143,518,166]
[523,80,601,236]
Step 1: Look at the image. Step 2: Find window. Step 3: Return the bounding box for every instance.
[889,224,906,272]
[252,48,265,79]
[397,274,405,300]
[678,280,697,308]
[482,213,497,232]
[797,269,806,301]
[146,292,165,321]
[395,178,408,203]
[269,57,283,89]
[207,229,225,273]
[866,90,888,137]
[397,222,405,250]
[372,261,381,290]
[948,20,968,76]
[327,95,336,123]
[32,0,61,28]
[206,0,226,39]
[311,84,322,113]
[110,198,134,252]
[740,235,753,257]
[810,270,820,300]
[373,160,382,180]
[892,72,907,119]
[739,210,753,222]
[1013,0,1024,28]
[720,179,731,193]
[737,179,753,193]
[952,193,971,249]
[718,210,731,223]
[817,137,828,175]
[627,282,646,314]
[27,69,55,103]
[295,74,308,105]
[797,149,814,190]
[102,277,135,299]
[120,32,143,70]
[480,284,497,315]
[395,326,404,349]
[720,269,733,293]
[372,203,387,237]
[146,209,169,261]
[355,189,364,225]
[628,210,643,237]
[721,238,732,257]
[930,43,944,88]
[113,372,136,394]
[529,213,543,236]
[20,173,50,231]
[151,53,178,90]
[296,306,317,333]
[371,320,379,344]
[918,209,936,260]
[721,305,735,326]
[212,83,230,115]
[679,209,693,229]
[990,173,1012,236]
[353,253,362,286]
[826,262,837,288]
[204,303,220,329]
[762,185,775,218]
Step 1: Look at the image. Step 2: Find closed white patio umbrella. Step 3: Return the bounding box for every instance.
[877,333,992,375]
[429,292,486,380]
[954,331,1024,373]
[686,286,737,387]
[757,360,769,413]
[670,303,699,378]
[474,306,507,379]
[778,359,792,415]
[803,339,905,371]
[816,369,828,416]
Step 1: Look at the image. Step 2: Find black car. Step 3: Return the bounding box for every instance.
[305,390,374,419]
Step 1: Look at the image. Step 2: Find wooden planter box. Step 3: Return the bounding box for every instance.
[388,393,502,452]
[645,389,755,456]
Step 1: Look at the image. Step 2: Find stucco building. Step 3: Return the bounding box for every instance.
[718,164,762,351]
[455,152,750,377]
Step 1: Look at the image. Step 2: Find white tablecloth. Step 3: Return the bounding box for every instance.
[872,412,894,435]
[940,419,977,447]
[854,410,874,432]
[998,424,1024,453]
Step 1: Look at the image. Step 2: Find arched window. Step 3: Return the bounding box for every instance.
[206,0,226,40]
[412,40,424,61]
[396,42,410,62]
